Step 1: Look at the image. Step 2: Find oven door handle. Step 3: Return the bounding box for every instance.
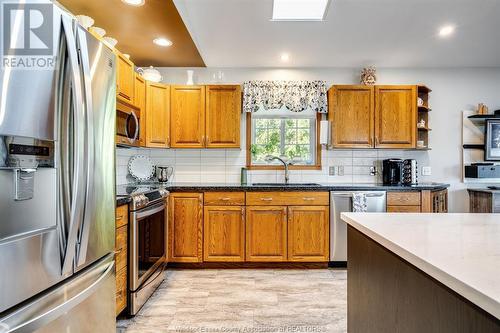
[135,202,165,220]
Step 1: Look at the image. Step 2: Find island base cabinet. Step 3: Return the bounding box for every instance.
[287,206,329,262]
[245,206,287,262]
[203,206,245,262]
[168,193,203,263]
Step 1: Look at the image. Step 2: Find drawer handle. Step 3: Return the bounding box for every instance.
[116,216,124,221]
[303,197,316,201]
[220,197,231,201]
[261,198,273,201]
[114,249,123,255]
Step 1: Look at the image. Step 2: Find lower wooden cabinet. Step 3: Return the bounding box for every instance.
[115,205,128,316]
[245,206,288,262]
[203,206,245,262]
[287,206,329,262]
[168,193,203,262]
[115,267,127,316]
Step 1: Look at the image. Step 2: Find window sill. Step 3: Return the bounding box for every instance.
[246,165,322,171]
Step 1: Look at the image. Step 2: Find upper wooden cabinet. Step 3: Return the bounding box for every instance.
[168,193,203,263]
[205,85,241,148]
[375,85,417,148]
[145,82,170,148]
[116,52,134,104]
[329,85,374,148]
[134,73,146,146]
[328,84,419,149]
[170,85,206,148]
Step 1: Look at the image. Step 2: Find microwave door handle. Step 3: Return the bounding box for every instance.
[125,111,139,143]
[75,28,94,267]
[61,15,86,276]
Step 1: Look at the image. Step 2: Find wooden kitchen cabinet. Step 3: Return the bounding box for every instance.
[203,206,245,262]
[374,85,417,148]
[134,73,146,146]
[168,193,203,262]
[245,206,287,262]
[170,85,206,148]
[287,206,329,262]
[116,52,135,104]
[205,85,241,148]
[115,204,128,316]
[145,82,170,148]
[328,85,374,148]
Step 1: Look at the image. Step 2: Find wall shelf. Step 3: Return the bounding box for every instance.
[417,127,432,131]
[418,106,431,112]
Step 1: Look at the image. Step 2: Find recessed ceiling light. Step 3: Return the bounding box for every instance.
[280,53,290,62]
[121,0,145,6]
[272,0,329,21]
[153,37,173,47]
[439,25,455,37]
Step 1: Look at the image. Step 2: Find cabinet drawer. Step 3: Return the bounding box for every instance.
[115,266,127,316]
[387,192,421,206]
[116,205,128,228]
[204,192,245,206]
[387,205,421,213]
[115,225,127,272]
[246,192,329,206]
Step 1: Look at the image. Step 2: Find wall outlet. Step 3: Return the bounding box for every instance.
[338,166,344,176]
[329,166,336,176]
[329,166,344,176]
[422,166,432,176]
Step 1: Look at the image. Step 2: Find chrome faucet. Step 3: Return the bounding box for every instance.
[265,155,292,184]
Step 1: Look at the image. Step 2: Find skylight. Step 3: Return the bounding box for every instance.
[272,0,329,21]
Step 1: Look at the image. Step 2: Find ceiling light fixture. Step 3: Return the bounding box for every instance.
[272,0,330,21]
[438,25,455,37]
[121,0,145,6]
[280,53,290,62]
[153,37,173,47]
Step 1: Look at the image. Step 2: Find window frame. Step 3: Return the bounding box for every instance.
[246,112,322,170]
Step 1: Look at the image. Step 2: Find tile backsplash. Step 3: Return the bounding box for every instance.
[116,147,430,185]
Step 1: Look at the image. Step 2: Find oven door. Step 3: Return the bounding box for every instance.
[130,201,166,291]
[116,102,140,146]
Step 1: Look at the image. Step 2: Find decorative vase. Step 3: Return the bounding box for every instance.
[186,70,194,85]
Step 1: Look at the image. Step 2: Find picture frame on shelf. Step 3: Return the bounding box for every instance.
[485,119,500,161]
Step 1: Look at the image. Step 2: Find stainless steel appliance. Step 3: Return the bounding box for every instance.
[330,191,386,265]
[117,185,169,315]
[116,100,140,147]
[0,4,116,331]
[403,159,418,185]
[156,166,173,182]
[382,159,404,185]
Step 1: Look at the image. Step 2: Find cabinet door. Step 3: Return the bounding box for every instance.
[329,85,374,148]
[203,206,245,262]
[205,85,241,148]
[287,206,329,262]
[168,193,203,262]
[134,74,146,146]
[170,85,206,148]
[146,82,170,148]
[116,52,134,103]
[375,85,416,148]
[246,206,287,262]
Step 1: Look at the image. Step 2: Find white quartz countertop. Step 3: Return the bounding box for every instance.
[341,213,500,320]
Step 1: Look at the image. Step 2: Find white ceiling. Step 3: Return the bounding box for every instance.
[173,0,500,68]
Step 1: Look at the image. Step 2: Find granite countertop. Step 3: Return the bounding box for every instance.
[341,212,500,320]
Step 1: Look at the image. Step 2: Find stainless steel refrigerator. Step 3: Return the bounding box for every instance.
[0,3,116,332]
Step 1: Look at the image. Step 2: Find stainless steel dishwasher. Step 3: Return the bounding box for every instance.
[330,191,386,266]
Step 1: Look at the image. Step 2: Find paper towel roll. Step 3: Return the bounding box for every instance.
[319,120,329,145]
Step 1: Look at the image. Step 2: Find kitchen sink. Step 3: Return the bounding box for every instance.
[251,183,322,186]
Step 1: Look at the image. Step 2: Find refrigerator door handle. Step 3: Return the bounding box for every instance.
[75,28,95,267]
[0,256,114,333]
[60,16,86,276]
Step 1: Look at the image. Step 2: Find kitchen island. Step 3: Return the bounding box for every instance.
[341,213,500,332]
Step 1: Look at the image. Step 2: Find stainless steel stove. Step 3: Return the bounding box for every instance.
[117,184,169,315]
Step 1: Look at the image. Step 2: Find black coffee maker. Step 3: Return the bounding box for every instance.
[382,159,404,185]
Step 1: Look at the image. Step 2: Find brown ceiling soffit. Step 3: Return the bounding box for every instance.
[59,0,205,67]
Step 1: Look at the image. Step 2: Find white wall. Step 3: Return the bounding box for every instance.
[117,67,500,213]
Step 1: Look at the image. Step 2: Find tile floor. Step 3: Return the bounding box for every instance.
[117,269,347,333]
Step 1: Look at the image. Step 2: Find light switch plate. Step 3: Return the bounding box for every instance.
[422,166,432,176]
[329,166,336,176]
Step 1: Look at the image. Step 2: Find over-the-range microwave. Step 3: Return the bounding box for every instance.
[116,99,141,147]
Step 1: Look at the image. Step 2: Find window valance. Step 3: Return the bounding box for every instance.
[242,80,328,113]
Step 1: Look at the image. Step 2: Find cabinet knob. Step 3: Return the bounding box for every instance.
[302,197,315,201]
[261,198,273,201]
[220,197,231,201]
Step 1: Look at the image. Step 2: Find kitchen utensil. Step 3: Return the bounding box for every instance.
[156,166,173,182]
[76,15,94,29]
[128,155,155,181]
[137,66,163,83]
[103,37,117,48]
[89,26,106,37]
